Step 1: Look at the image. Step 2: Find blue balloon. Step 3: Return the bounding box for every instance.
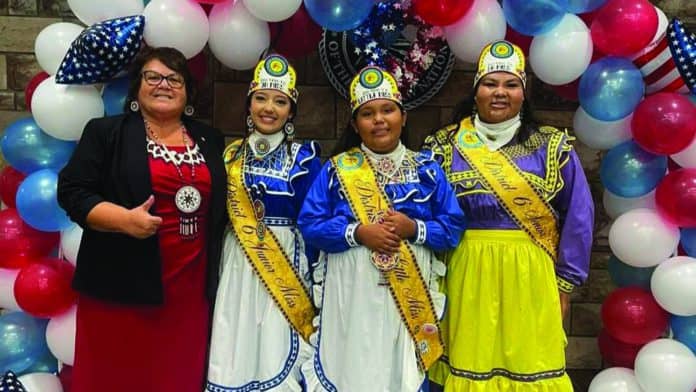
[681,229,696,257]
[566,0,607,13]
[671,315,696,354]
[16,169,72,232]
[579,57,645,121]
[18,346,58,375]
[102,76,129,116]
[0,312,46,374]
[305,0,374,32]
[0,117,76,175]
[600,140,667,198]
[503,0,568,36]
[607,255,655,290]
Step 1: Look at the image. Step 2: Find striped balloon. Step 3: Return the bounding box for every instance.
[632,8,690,95]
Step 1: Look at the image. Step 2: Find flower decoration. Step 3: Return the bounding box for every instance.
[350,0,448,96]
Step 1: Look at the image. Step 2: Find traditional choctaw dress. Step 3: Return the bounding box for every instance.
[424,117,593,391]
[298,143,466,392]
[206,131,321,392]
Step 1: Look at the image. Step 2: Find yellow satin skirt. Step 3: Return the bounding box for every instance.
[430,230,572,391]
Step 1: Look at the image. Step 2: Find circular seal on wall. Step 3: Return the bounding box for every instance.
[319,29,455,111]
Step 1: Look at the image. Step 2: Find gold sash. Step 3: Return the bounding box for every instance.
[452,118,559,260]
[331,148,443,370]
[226,144,315,341]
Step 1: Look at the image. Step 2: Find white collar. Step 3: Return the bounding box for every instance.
[360,142,406,178]
[248,131,285,157]
[474,114,521,151]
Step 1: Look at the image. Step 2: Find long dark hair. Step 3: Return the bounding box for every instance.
[332,106,409,156]
[448,84,540,144]
[123,46,197,112]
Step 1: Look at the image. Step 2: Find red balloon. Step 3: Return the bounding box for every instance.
[187,51,208,86]
[597,328,643,368]
[0,208,59,269]
[14,257,76,318]
[631,93,696,155]
[24,72,49,112]
[601,287,668,345]
[590,0,658,56]
[0,166,26,208]
[413,0,474,26]
[269,4,322,59]
[505,26,532,57]
[655,168,696,227]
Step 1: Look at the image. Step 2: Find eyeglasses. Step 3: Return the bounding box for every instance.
[141,70,185,89]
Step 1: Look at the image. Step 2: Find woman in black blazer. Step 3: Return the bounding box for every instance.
[57,47,226,392]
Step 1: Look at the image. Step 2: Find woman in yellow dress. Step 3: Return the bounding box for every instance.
[424,40,594,391]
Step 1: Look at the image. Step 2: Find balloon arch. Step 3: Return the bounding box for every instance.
[2,0,696,390]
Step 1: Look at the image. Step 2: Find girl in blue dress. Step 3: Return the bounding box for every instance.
[298,66,466,391]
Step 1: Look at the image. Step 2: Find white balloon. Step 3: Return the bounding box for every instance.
[67,0,145,26]
[243,0,301,22]
[0,268,21,311]
[34,23,84,75]
[588,367,644,392]
[17,373,63,392]
[651,256,696,316]
[634,339,696,392]
[444,0,506,63]
[671,138,696,168]
[608,208,679,268]
[530,13,593,85]
[60,224,83,266]
[31,76,104,141]
[573,107,633,150]
[46,305,77,365]
[143,0,209,59]
[603,189,656,220]
[209,1,270,70]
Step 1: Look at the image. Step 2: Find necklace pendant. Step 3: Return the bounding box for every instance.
[175,185,201,214]
[254,138,271,157]
[175,185,202,240]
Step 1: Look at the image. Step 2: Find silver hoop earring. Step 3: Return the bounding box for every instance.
[130,100,140,112]
[246,115,255,133]
[184,105,195,116]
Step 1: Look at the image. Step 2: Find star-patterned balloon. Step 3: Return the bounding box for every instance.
[0,372,27,392]
[667,18,696,95]
[56,15,145,85]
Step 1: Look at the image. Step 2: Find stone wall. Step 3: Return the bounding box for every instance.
[0,1,694,390]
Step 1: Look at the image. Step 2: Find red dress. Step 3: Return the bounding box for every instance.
[72,142,211,392]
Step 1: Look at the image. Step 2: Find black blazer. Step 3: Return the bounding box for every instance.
[58,112,227,305]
